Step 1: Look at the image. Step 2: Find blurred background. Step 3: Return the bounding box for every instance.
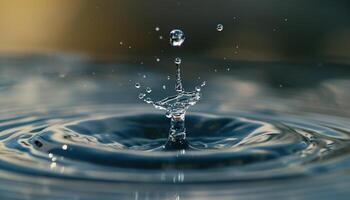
[0,0,350,63]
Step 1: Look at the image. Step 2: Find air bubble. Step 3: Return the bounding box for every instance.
[135,83,141,88]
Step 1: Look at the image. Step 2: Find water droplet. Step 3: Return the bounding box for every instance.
[284,18,288,22]
[159,35,163,40]
[146,87,152,93]
[144,97,153,104]
[135,83,141,88]
[162,85,167,90]
[227,67,231,71]
[138,93,146,99]
[156,58,160,62]
[201,81,206,87]
[155,27,160,31]
[217,24,224,31]
[170,29,185,47]
[143,75,147,79]
[167,75,171,80]
[119,41,123,45]
[195,86,201,92]
[62,144,68,150]
[175,57,182,65]
[214,69,218,72]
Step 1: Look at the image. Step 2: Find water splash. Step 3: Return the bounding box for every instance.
[141,29,203,149]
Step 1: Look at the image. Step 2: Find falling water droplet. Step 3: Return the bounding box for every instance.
[155,27,160,31]
[175,57,182,65]
[146,87,152,93]
[156,58,160,62]
[162,85,167,90]
[227,67,231,71]
[201,81,206,87]
[135,83,141,88]
[138,93,146,99]
[167,76,171,80]
[170,29,185,47]
[217,24,224,31]
[143,75,147,79]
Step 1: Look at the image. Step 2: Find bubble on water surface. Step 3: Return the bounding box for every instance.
[170,29,185,47]
[135,83,141,88]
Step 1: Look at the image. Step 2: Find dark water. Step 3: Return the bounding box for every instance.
[0,55,350,199]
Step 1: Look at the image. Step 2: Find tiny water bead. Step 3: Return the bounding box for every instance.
[144,97,153,104]
[156,58,160,62]
[162,85,167,90]
[138,93,146,99]
[146,87,152,93]
[175,57,182,65]
[155,26,160,31]
[135,82,141,88]
[170,29,185,47]
[217,24,224,31]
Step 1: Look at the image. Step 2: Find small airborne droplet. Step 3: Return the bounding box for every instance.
[175,57,182,65]
[162,85,166,90]
[217,24,224,31]
[201,81,206,87]
[170,29,185,47]
[155,27,160,31]
[144,97,153,104]
[146,87,152,93]
[138,93,146,99]
[156,58,160,62]
[135,83,141,88]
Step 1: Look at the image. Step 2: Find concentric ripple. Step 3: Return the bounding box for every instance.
[0,106,349,183]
